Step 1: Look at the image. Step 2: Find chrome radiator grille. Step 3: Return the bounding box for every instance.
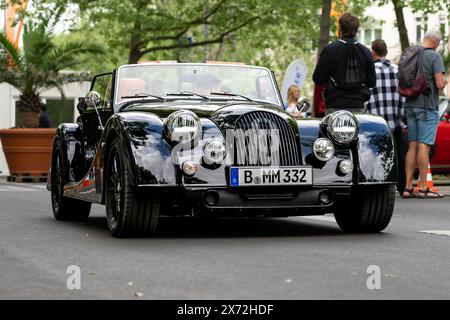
[230,111,301,166]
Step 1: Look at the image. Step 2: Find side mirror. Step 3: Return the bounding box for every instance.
[444,113,450,122]
[297,97,311,114]
[77,97,87,114]
[85,91,101,108]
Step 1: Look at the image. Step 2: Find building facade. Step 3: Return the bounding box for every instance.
[359,4,449,62]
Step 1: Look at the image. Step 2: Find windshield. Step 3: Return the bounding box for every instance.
[115,64,280,108]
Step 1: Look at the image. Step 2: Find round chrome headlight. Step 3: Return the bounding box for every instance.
[338,159,354,175]
[313,138,335,162]
[327,111,358,143]
[203,139,226,164]
[182,161,198,176]
[166,110,201,143]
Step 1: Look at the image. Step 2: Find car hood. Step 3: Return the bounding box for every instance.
[120,100,296,129]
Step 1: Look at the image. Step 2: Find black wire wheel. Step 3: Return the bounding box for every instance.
[334,185,395,233]
[50,139,91,221]
[105,138,160,237]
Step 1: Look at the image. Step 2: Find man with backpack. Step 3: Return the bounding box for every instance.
[399,30,447,199]
[313,12,376,114]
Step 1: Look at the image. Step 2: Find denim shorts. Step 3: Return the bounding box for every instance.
[406,108,439,146]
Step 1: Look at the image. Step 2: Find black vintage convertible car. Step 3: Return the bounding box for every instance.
[48,62,396,237]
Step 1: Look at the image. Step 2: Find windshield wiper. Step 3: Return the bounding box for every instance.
[166,91,210,101]
[210,92,254,102]
[121,93,165,102]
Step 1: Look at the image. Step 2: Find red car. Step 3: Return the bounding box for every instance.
[431,98,450,173]
[313,88,450,173]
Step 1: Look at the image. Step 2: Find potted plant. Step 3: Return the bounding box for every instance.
[0,14,103,180]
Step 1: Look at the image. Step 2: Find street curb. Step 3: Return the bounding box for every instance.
[413,179,450,186]
[431,180,450,186]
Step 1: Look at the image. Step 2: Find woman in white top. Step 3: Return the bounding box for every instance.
[284,85,304,118]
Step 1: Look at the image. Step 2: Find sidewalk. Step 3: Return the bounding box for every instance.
[412,179,450,196]
[429,185,450,196]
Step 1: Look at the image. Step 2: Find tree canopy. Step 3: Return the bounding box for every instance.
[26,0,321,64]
[2,0,449,99]
[20,0,324,83]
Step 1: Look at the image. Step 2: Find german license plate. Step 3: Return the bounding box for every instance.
[229,167,312,186]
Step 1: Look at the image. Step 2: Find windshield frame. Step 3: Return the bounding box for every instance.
[114,63,282,107]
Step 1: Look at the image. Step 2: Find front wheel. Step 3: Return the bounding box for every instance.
[334,185,395,233]
[105,138,160,237]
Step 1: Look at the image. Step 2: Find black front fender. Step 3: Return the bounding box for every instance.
[297,114,397,185]
[355,114,397,184]
[104,112,177,187]
[55,123,83,183]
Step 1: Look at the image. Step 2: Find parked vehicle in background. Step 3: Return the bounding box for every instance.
[430,97,450,173]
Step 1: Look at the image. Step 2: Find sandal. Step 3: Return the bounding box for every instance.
[414,188,444,199]
[402,188,416,199]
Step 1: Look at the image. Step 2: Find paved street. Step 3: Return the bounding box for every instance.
[0,180,449,300]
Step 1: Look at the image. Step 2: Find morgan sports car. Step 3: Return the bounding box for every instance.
[48,62,396,237]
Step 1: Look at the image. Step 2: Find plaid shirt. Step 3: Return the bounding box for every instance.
[365,59,406,130]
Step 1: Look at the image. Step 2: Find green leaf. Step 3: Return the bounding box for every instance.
[0,32,23,70]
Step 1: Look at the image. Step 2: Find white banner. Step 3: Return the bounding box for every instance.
[281,59,308,104]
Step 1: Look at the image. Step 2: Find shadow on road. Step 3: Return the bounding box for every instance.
[61,215,391,239]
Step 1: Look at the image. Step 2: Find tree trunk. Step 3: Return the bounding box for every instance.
[314,0,331,117]
[203,23,209,62]
[392,0,410,51]
[128,32,142,64]
[128,8,144,64]
[17,94,43,128]
[318,0,332,59]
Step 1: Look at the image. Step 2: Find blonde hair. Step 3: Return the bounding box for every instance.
[287,85,300,103]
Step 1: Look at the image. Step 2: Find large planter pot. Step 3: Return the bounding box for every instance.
[0,128,56,178]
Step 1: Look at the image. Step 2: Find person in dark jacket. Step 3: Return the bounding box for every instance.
[38,104,52,128]
[313,12,376,114]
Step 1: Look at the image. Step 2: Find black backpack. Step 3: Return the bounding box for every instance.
[397,46,431,98]
[330,39,368,90]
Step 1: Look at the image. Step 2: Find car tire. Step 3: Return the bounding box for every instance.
[51,139,92,221]
[334,185,395,233]
[105,138,160,237]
